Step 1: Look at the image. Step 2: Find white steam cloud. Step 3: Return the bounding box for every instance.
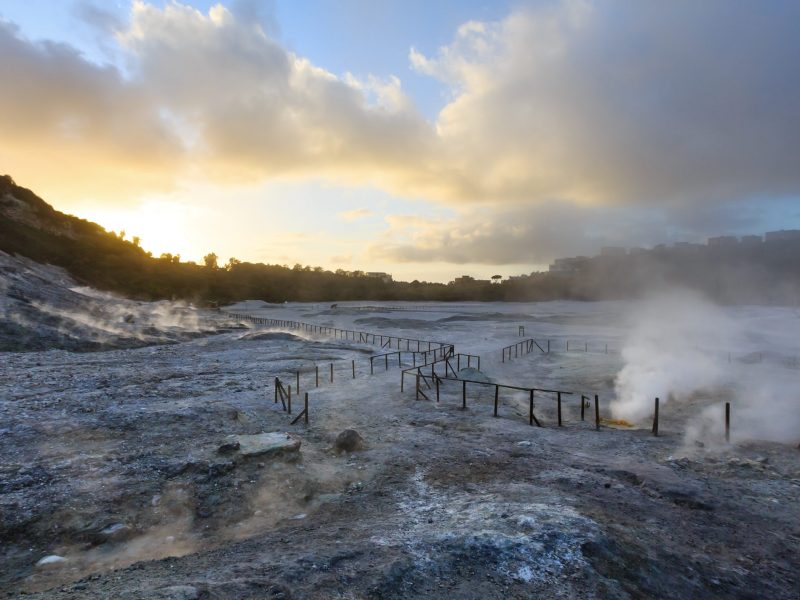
[613,290,800,445]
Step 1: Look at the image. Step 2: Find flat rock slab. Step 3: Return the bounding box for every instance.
[223,432,301,458]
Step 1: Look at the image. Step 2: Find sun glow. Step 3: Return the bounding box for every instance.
[75,200,209,262]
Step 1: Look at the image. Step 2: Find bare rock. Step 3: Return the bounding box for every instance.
[217,439,241,455]
[36,555,67,568]
[223,432,301,458]
[96,522,134,544]
[334,429,364,453]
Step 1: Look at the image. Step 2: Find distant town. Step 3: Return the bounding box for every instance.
[449,229,800,284]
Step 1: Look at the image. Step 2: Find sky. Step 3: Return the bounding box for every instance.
[1,1,799,282]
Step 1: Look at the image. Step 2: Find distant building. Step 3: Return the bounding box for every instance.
[740,235,763,246]
[600,246,627,257]
[765,230,800,243]
[672,242,703,252]
[707,235,739,247]
[366,272,393,283]
[548,257,589,273]
[453,275,475,284]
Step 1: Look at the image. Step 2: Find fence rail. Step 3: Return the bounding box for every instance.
[227,311,452,352]
[412,371,575,428]
[274,376,309,424]
[502,337,616,361]
[371,346,457,374]
[399,352,481,391]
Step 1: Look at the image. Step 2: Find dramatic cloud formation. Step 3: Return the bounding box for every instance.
[413,0,800,206]
[1,0,799,269]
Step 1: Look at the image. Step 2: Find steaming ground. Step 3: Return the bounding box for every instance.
[1,293,799,598]
[0,251,229,351]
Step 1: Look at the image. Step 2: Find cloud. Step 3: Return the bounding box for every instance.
[72,1,125,34]
[412,0,800,207]
[2,0,800,242]
[119,1,435,189]
[368,200,771,266]
[0,20,183,201]
[338,208,374,221]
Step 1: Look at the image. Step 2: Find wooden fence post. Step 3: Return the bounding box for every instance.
[594,394,600,430]
[725,402,730,442]
[652,397,659,436]
[557,392,562,426]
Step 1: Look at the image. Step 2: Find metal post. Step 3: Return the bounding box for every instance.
[436,376,440,402]
[547,340,550,353]
[296,371,300,393]
[304,393,309,424]
[494,385,499,417]
[462,380,466,409]
[652,397,659,436]
[458,355,461,370]
[287,385,292,415]
[415,372,420,401]
[477,356,481,371]
[581,395,585,421]
[398,353,401,367]
[385,354,388,370]
[330,363,333,383]
[274,378,278,404]
[315,365,319,387]
[352,359,355,379]
[370,357,374,375]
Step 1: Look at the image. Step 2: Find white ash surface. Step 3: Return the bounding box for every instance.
[0,298,798,598]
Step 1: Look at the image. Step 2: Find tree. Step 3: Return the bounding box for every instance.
[132,236,140,248]
[491,274,502,284]
[226,257,242,270]
[203,252,219,269]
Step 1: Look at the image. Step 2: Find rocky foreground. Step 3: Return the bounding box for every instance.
[1,310,798,599]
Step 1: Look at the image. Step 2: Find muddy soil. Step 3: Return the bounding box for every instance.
[1,305,798,599]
